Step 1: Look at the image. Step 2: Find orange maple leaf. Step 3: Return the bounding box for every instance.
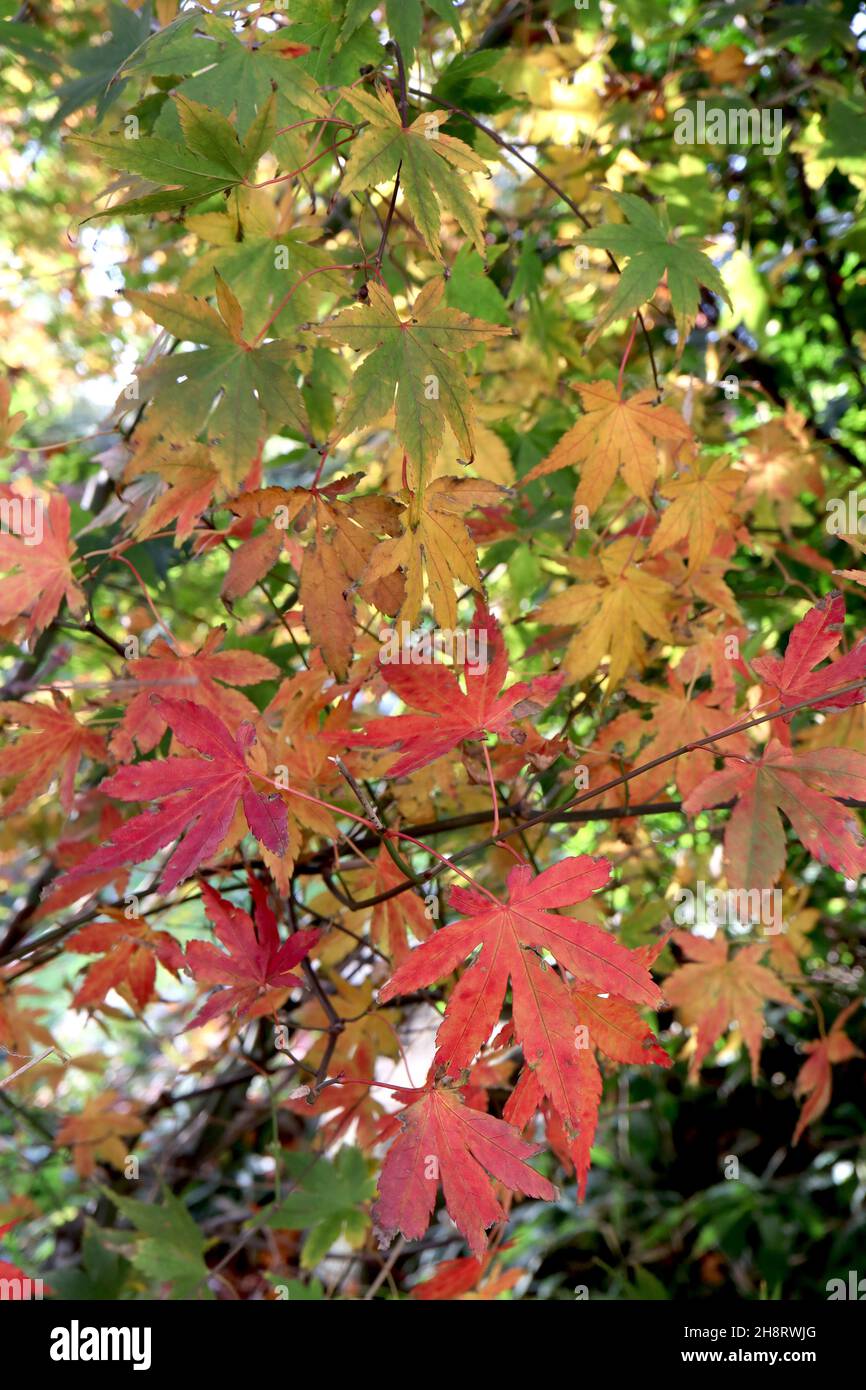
[0,491,84,638]
[55,1090,145,1178]
[602,672,749,803]
[347,843,433,965]
[522,380,693,511]
[793,1000,862,1144]
[665,931,796,1080]
[0,693,106,816]
[647,455,741,573]
[68,910,185,1012]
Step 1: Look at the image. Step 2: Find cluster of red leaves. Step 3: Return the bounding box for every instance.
[1,590,669,1247]
[1,498,865,1261]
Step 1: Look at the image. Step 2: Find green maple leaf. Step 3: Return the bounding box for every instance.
[339,83,491,258]
[769,6,854,58]
[74,93,274,220]
[582,191,731,347]
[262,1147,376,1268]
[384,0,422,61]
[109,1190,213,1301]
[339,0,380,44]
[111,7,206,78]
[183,189,348,338]
[446,243,510,325]
[127,272,310,482]
[50,0,152,128]
[289,0,384,85]
[820,99,866,163]
[266,1275,325,1299]
[424,0,464,45]
[432,51,511,115]
[308,279,510,480]
[338,0,462,62]
[47,1222,130,1301]
[120,12,329,159]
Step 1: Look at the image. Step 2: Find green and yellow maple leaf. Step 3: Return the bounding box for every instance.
[108,1189,214,1301]
[339,84,491,257]
[263,1146,375,1268]
[119,14,329,158]
[183,189,347,338]
[74,93,275,220]
[309,280,509,482]
[125,272,310,481]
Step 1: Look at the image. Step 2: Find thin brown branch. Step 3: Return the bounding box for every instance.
[406,83,662,397]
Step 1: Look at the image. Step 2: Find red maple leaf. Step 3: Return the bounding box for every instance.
[380,857,661,1140]
[793,1000,862,1143]
[184,876,320,1028]
[373,1078,557,1256]
[109,627,279,762]
[502,937,670,1196]
[58,697,288,895]
[751,591,866,723]
[33,800,126,919]
[336,605,562,777]
[684,739,866,887]
[410,1244,521,1300]
[503,1045,602,1199]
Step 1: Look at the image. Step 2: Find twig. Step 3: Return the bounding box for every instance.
[406,83,662,397]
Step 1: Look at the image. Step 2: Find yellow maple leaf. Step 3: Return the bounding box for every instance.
[648,454,741,573]
[534,537,674,687]
[0,377,26,456]
[364,475,503,630]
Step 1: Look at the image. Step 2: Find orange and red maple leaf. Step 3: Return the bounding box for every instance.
[373,1079,557,1257]
[337,606,562,777]
[59,697,288,895]
[665,931,796,1081]
[380,856,664,1202]
[184,876,319,1028]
